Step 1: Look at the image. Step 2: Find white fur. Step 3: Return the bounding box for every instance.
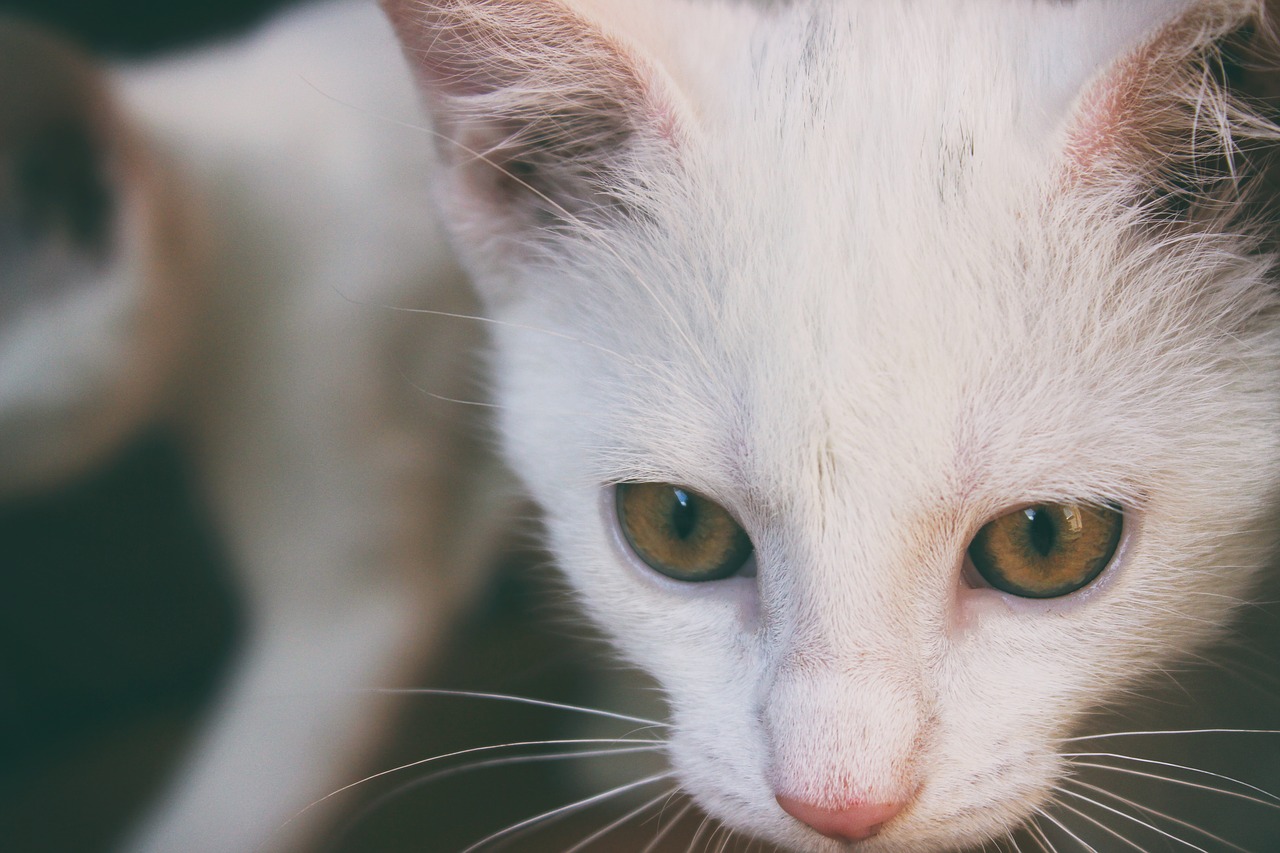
[3,0,1278,851]
[397,0,1280,849]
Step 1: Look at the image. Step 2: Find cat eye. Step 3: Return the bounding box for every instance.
[615,483,754,582]
[967,503,1123,599]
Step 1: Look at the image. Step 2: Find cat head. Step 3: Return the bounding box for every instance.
[385,0,1280,849]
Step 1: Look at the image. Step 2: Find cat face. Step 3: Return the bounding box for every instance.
[385,1,1280,849]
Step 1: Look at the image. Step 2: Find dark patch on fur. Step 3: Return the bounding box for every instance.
[9,117,115,254]
[0,21,119,314]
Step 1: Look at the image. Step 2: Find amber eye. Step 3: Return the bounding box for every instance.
[615,483,754,582]
[967,503,1123,598]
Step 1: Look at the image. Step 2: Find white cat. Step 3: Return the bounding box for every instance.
[2,0,1278,851]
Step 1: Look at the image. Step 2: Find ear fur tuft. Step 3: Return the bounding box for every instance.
[381,0,678,222]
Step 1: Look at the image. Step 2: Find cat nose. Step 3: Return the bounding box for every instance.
[775,794,905,842]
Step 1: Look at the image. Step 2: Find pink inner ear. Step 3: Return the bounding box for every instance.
[1059,4,1251,183]
[1063,44,1158,178]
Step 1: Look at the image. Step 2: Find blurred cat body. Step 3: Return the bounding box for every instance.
[3,0,1279,851]
[4,5,503,851]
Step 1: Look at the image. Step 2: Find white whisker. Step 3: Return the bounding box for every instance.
[1064,728,1280,743]
[366,687,668,729]
[458,772,673,853]
[1069,759,1280,814]
[563,785,681,853]
[1065,777,1250,853]
[1059,785,1209,852]
[381,303,640,366]
[395,368,505,410]
[1063,752,1280,805]
[1051,798,1148,853]
[1025,818,1057,853]
[641,798,695,853]
[324,745,666,851]
[686,812,716,853]
[281,737,661,834]
[704,822,725,853]
[714,823,734,853]
[1038,808,1101,853]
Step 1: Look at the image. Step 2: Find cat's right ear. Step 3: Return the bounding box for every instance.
[0,21,205,496]
[381,0,687,245]
[1062,1,1280,233]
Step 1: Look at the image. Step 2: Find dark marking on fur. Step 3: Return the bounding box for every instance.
[0,20,119,317]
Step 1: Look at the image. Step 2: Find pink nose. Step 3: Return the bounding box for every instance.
[776,794,905,843]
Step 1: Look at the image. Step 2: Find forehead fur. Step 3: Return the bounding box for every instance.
[541,0,1277,486]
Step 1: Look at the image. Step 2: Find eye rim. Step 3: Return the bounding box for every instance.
[965,502,1125,600]
[614,481,755,583]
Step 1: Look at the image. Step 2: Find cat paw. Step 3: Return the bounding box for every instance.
[0,20,203,496]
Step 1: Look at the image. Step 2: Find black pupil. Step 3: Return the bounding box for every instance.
[1026,507,1057,557]
[670,489,698,540]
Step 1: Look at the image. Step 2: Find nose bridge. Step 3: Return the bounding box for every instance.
[763,644,924,807]
[763,496,928,662]
[762,573,927,803]
[757,490,934,806]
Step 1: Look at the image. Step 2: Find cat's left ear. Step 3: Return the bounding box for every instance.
[381,0,686,238]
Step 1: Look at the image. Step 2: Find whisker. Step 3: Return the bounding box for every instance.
[1036,818,1065,853]
[458,772,673,853]
[1025,818,1056,853]
[326,744,667,849]
[563,785,681,853]
[1037,808,1101,853]
[1065,777,1250,853]
[686,812,716,853]
[714,823,735,853]
[1059,785,1209,852]
[412,745,664,788]
[366,687,669,729]
[1051,798,1148,853]
[377,302,640,366]
[641,798,695,853]
[280,737,661,834]
[704,822,726,853]
[1063,752,1280,804]
[395,368,504,410]
[1064,728,1280,743]
[1069,759,1280,812]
